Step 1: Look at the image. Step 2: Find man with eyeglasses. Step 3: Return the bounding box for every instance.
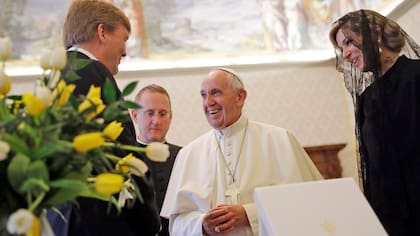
[131,84,182,236]
[161,68,323,235]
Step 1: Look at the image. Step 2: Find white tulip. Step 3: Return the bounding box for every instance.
[116,154,149,177]
[47,70,61,89]
[0,140,10,161]
[0,37,12,61]
[40,50,52,71]
[126,157,148,176]
[35,82,53,107]
[50,47,67,70]
[118,180,135,207]
[7,209,34,235]
[146,142,170,162]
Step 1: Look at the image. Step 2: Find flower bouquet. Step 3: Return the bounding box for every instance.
[0,37,169,235]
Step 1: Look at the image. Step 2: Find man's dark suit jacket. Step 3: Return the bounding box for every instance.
[136,142,181,236]
[47,52,161,236]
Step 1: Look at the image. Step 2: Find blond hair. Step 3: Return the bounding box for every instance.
[63,0,131,49]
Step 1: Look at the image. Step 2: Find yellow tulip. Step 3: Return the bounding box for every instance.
[78,86,106,119]
[22,93,47,116]
[78,101,90,113]
[103,121,124,141]
[116,153,148,176]
[0,69,11,96]
[95,173,124,195]
[52,80,76,107]
[80,102,105,120]
[73,132,104,152]
[25,216,40,236]
[86,85,101,101]
[116,155,131,173]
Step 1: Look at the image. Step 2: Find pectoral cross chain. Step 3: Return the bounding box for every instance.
[215,120,248,205]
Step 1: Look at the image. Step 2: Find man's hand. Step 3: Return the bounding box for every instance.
[202,204,249,235]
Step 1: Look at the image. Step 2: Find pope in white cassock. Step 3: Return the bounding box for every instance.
[160,68,323,235]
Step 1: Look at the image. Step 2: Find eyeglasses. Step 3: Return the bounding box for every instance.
[142,110,171,119]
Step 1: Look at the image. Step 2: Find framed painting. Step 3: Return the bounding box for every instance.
[0,0,407,75]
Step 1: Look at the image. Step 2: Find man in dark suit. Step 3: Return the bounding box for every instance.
[131,84,182,236]
[47,1,160,235]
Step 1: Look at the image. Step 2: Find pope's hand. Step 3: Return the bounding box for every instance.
[202,204,249,235]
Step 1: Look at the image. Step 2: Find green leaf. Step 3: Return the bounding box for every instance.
[121,100,140,109]
[79,188,121,213]
[17,122,38,147]
[63,172,87,181]
[113,110,132,123]
[67,51,91,70]
[2,133,31,156]
[32,142,71,160]
[63,70,80,82]
[74,58,92,70]
[50,179,87,189]
[67,51,77,62]
[0,100,14,122]
[63,163,92,181]
[7,153,30,193]
[103,79,116,104]
[45,180,87,206]
[80,162,93,177]
[121,81,138,97]
[27,160,50,183]
[19,178,49,193]
[102,104,120,121]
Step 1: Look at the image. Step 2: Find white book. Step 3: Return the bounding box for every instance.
[253,178,388,236]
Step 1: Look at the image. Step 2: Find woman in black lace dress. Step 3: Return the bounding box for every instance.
[329,9,420,235]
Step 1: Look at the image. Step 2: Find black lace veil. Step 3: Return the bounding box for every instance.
[329,9,420,187]
[330,9,420,101]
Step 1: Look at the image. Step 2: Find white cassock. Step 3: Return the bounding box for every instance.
[161,115,323,236]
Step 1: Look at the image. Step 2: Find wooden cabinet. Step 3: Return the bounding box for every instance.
[304,143,346,179]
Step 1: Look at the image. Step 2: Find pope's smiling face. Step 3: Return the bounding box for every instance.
[200,70,246,130]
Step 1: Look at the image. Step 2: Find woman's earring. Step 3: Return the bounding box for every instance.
[378,39,382,53]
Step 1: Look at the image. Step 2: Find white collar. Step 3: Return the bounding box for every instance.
[136,137,166,145]
[214,115,248,138]
[67,46,98,60]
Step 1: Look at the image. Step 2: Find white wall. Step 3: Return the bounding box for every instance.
[9,2,420,184]
[115,55,359,180]
[116,1,420,183]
